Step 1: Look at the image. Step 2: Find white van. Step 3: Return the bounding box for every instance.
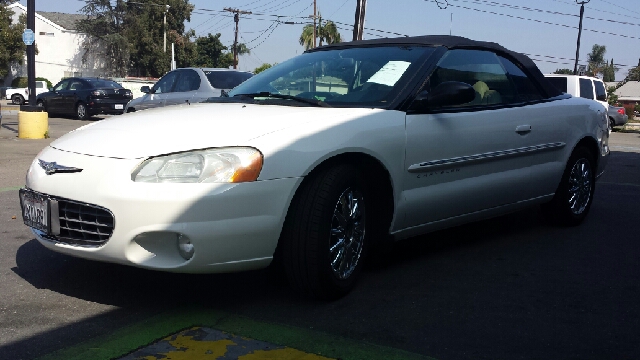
[544,74,608,111]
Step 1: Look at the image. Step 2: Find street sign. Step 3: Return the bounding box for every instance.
[22,29,35,46]
[578,65,587,76]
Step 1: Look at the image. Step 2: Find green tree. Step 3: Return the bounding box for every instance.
[125,0,195,77]
[299,15,342,50]
[586,44,606,78]
[554,68,573,75]
[78,0,195,78]
[0,0,27,78]
[627,61,640,82]
[77,0,129,77]
[602,59,618,82]
[193,33,228,68]
[606,86,618,105]
[254,63,273,74]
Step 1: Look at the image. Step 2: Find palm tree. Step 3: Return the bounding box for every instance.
[299,24,315,50]
[587,44,606,78]
[317,18,341,47]
[299,14,342,50]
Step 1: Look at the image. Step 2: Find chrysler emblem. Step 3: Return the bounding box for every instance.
[38,159,83,175]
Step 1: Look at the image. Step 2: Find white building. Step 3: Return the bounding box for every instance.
[4,2,102,86]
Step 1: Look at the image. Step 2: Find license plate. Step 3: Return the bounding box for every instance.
[115,104,124,110]
[19,189,49,233]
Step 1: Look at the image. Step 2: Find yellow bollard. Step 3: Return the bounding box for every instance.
[18,111,49,139]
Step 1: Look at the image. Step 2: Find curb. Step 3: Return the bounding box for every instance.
[2,104,21,116]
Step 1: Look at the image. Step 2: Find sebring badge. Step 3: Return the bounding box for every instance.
[38,159,83,175]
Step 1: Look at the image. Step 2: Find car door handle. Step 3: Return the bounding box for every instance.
[516,125,532,134]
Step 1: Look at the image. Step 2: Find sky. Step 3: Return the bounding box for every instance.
[17,0,640,80]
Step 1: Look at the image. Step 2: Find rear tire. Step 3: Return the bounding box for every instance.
[76,102,88,120]
[281,164,369,299]
[542,147,595,226]
[609,117,615,130]
[12,94,24,105]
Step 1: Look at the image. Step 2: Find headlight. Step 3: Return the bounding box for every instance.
[132,147,263,183]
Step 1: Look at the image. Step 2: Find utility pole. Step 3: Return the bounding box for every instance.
[353,0,367,41]
[313,0,317,48]
[164,4,170,52]
[26,0,36,107]
[224,8,252,69]
[573,0,590,75]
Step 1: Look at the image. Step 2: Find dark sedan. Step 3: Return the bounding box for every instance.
[37,78,133,120]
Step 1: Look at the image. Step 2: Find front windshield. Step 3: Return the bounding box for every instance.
[229,46,434,107]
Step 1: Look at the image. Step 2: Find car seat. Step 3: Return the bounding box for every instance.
[472,81,502,105]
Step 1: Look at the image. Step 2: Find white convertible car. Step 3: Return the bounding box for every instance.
[20,36,609,299]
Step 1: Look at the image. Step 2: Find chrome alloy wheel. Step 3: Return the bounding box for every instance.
[568,158,592,215]
[77,104,86,119]
[329,187,365,280]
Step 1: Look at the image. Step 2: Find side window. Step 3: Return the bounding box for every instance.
[546,77,567,93]
[429,49,515,107]
[594,80,607,101]
[153,71,179,94]
[69,80,84,91]
[578,78,594,100]
[498,56,543,102]
[53,79,70,91]
[174,70,201,92]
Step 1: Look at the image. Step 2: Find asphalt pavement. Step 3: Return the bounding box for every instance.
[1,111,639,360]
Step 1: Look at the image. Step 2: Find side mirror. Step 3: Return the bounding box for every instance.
[411,81,476,112]
[141,86,151,94]
[596,94,607,102]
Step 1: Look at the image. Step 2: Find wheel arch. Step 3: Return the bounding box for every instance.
[572,135,600,167]
[274,151,396,256]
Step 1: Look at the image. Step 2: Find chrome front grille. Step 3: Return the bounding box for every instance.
[46,198,115,247]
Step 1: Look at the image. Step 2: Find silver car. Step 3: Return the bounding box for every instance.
[125,68,253,112]
[608,105,628,128]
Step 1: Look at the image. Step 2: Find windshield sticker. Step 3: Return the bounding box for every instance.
[367,61,411,86]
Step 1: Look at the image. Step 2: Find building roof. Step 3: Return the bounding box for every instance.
[37,11,87,31]
[7,3,87,32]
[616,81,640,102]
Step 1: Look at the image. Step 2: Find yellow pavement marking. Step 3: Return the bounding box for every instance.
[136,327,334,360]
[239,348,333,359]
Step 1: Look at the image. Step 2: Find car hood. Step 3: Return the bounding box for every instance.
[50,103,366,159]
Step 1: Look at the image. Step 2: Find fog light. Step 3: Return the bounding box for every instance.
[177,234,194,260]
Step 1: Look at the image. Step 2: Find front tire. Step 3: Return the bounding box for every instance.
[281,164,369,299]
[76,102,88,120]
[543,147,595,226]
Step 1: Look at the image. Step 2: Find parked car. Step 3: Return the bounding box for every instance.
[6,81,48,105]
[544,74,609,111]
[36,77,133,120]
[19,35,609,299]
[608,105,628,128]
[125,68,253,113]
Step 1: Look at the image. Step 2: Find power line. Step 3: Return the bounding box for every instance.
[447,0,640,27]
[596,0,640,16]
[548,0,640,20]
[424,0,640,41]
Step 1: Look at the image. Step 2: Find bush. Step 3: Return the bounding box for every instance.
[10,77,53,89]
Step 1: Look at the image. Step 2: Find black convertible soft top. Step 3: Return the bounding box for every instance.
[307,35,561,98]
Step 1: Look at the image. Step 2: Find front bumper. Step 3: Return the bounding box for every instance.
[25,146,300,273]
